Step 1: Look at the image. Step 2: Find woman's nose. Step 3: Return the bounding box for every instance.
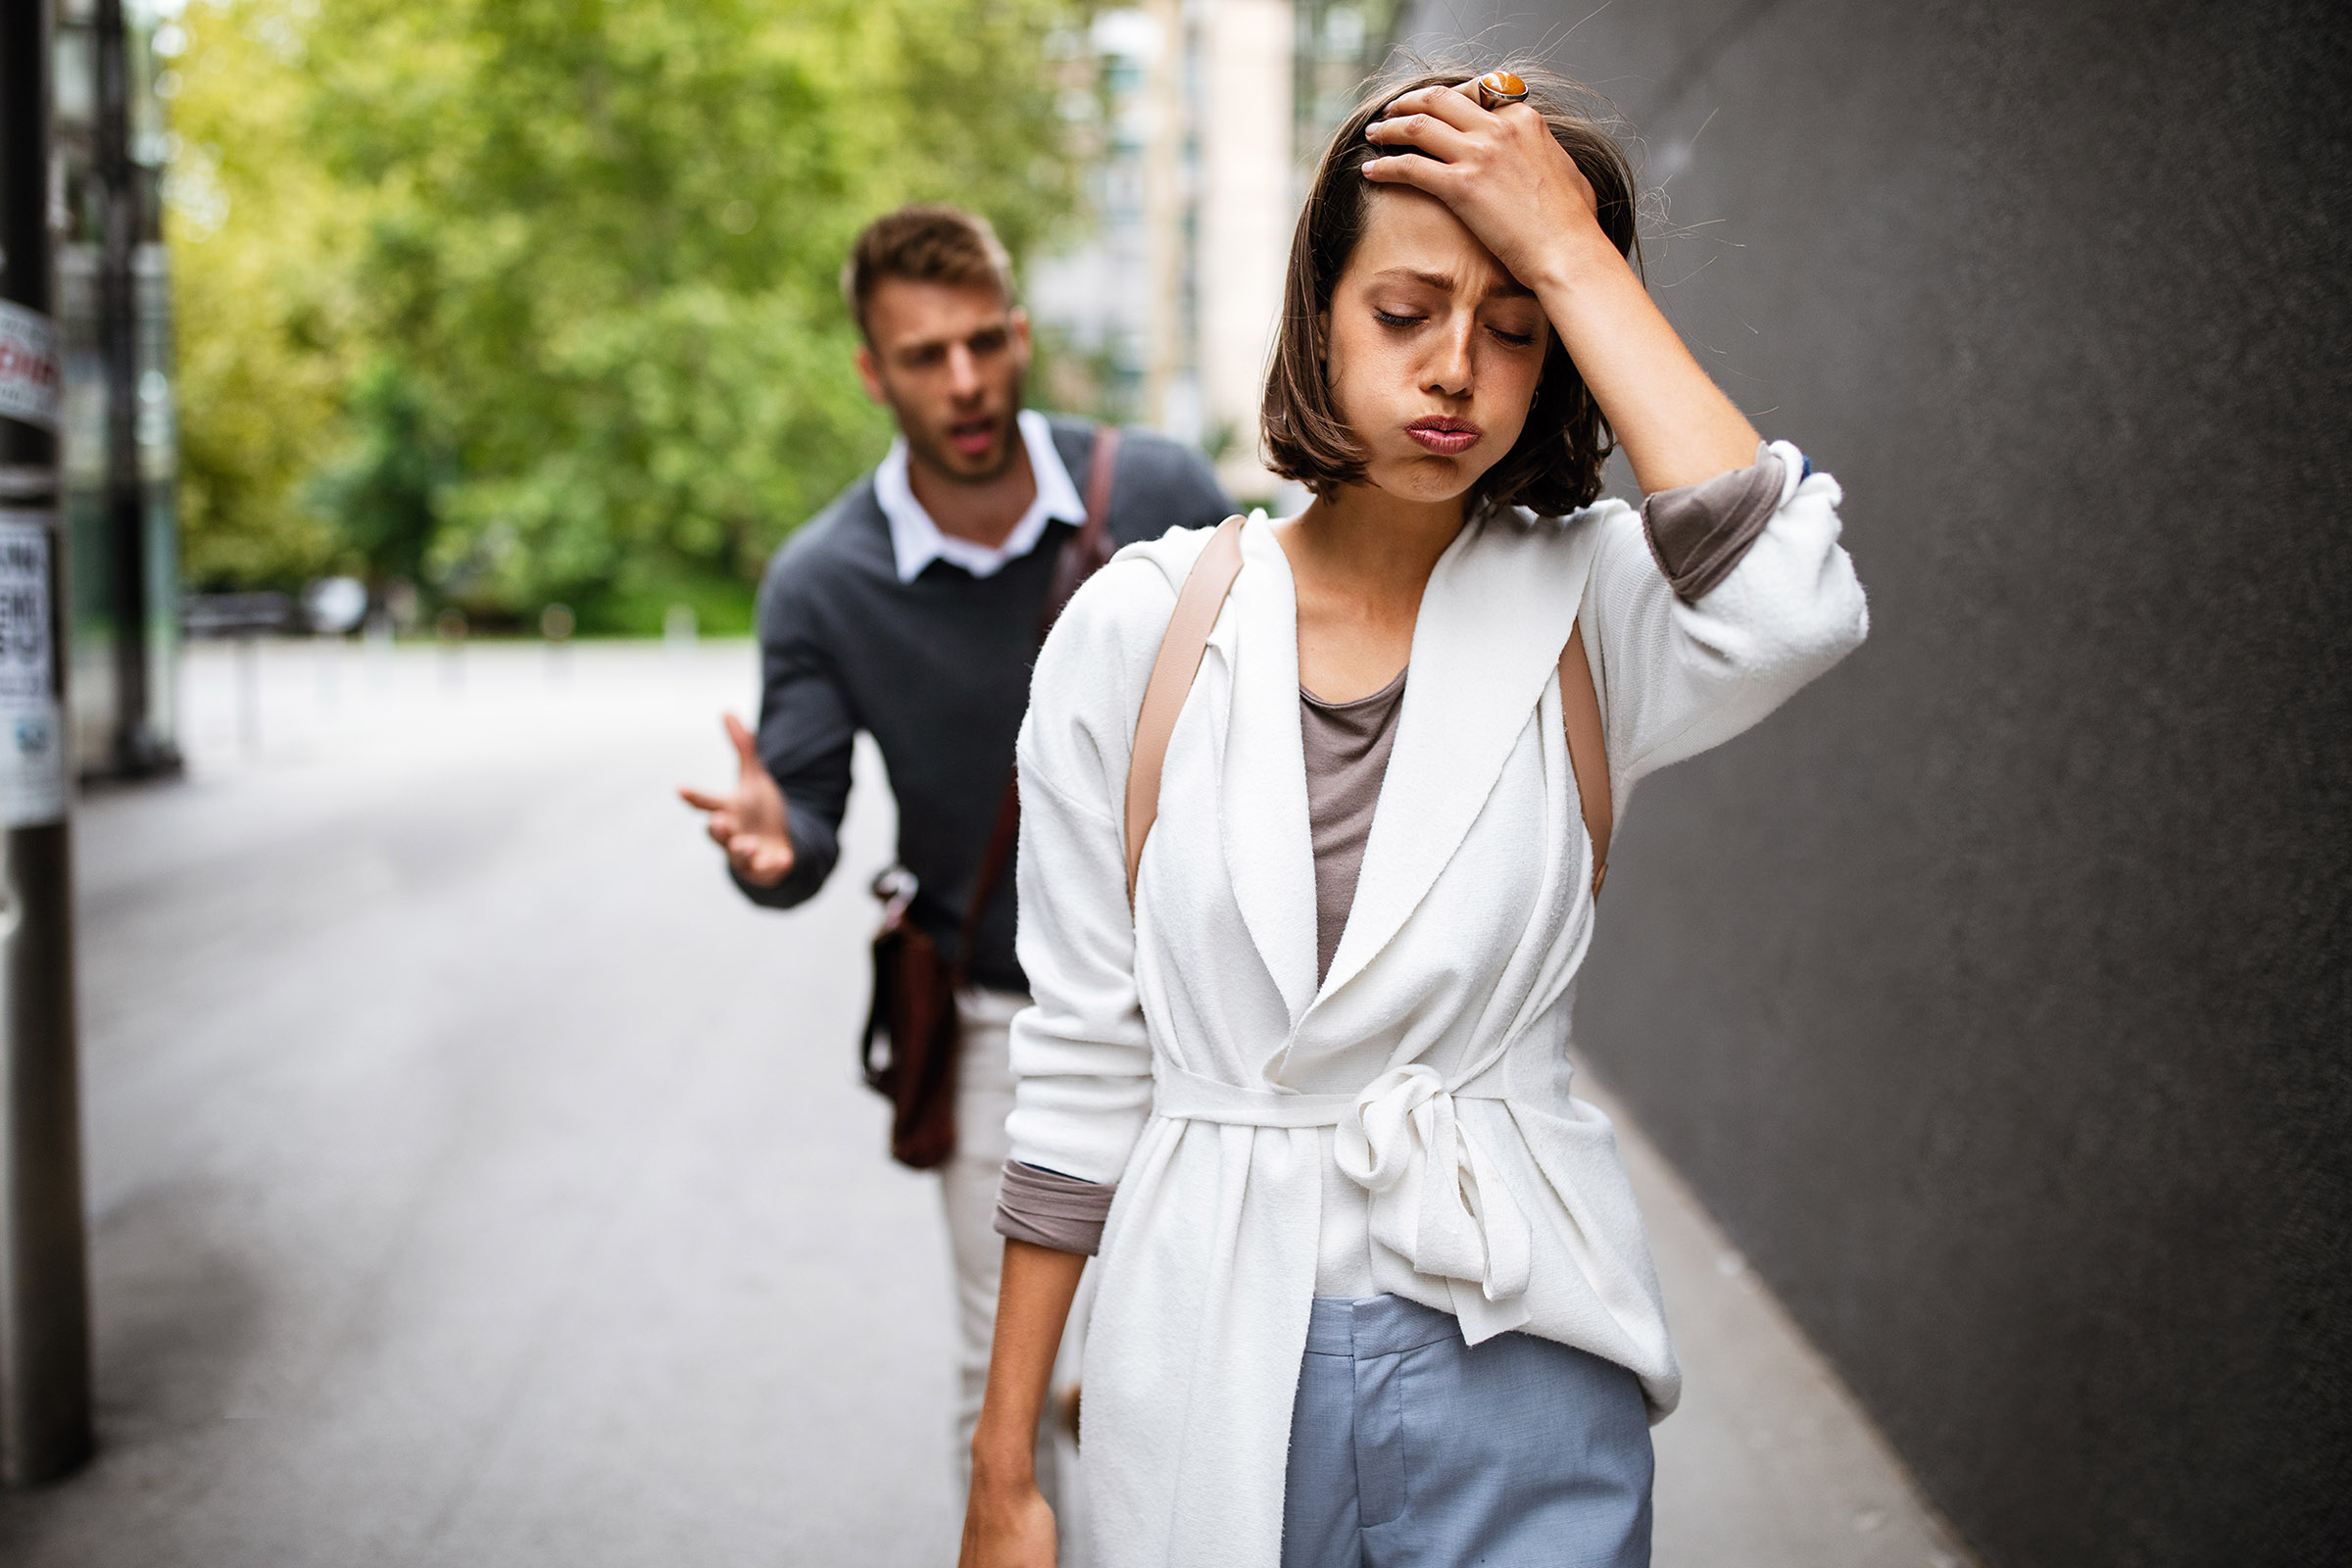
[1423,319,1475,398]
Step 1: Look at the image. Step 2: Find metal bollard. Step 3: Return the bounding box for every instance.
[541,602,574,683]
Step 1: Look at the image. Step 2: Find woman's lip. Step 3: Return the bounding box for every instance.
[1405,423,1481,455]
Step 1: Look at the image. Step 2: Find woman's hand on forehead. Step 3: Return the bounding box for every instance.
[1362,82,1605,290]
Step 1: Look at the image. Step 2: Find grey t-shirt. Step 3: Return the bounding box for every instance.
[1299,668,1409,984]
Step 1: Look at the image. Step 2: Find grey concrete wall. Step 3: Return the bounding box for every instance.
[1405,2,2351,1563]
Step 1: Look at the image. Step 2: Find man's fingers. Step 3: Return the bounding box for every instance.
[729,833,793,886]
[678,786,728,812]
[723,712,762,773]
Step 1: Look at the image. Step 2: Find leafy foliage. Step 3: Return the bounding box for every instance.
[167,0,370,589]
[169,0,1087,630]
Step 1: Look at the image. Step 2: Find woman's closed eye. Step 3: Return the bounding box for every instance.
[1371,306,1537,349]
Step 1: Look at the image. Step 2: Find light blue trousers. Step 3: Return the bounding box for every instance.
[1280,1295,1654,1568]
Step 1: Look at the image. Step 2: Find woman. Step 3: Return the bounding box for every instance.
[963,64,1869,1568]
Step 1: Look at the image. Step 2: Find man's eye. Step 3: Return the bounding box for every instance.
[1373,309,1423,328]
[969,330,1007,355]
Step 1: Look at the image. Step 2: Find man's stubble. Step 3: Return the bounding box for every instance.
[891,363,1031,492]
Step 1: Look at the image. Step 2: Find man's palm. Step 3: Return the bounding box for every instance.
[678,713,796,886]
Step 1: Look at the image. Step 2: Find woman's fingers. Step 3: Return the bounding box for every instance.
[1364,108,1477,164]
[1380,81,1487,130]
[1364,85,1608,288]
[1360,151,1455,194]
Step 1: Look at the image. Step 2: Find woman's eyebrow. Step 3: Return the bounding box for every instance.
[1367,267,1536,301]
[1369,267,1459,292]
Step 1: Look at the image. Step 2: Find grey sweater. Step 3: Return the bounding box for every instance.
[734,416,1232,990]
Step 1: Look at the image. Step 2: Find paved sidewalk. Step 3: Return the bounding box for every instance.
[1591,1067,1975,1567]
[0,639,1972,1566]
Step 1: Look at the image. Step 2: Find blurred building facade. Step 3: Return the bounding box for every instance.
[50,0,182,778]
[1031,0,1405,506]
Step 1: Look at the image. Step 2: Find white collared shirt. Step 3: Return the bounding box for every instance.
[874,409,1087,583]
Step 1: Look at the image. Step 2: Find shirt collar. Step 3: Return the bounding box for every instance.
[875,410,1087,584]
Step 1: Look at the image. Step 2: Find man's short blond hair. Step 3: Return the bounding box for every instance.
[841,205,1016,343]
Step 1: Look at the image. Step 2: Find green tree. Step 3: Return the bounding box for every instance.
[168,0,372,588]
[315,359,445,588]
[170,0,1088,630]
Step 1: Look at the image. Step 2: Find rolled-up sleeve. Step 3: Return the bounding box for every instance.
[1589,439,1871,801]
[1641,444,1789,604]
[994,1159,1117,1254]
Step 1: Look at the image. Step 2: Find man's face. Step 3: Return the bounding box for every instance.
[857,279,1033,484]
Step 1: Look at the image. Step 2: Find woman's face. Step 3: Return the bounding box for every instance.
[1323,185,1551,506]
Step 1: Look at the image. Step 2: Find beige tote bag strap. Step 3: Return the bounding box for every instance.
[1124,515,1247,906]
[1557,619,1612,897]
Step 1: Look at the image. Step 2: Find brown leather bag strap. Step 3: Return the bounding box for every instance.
[1557,620,1611,897]
[1083,424,1120,539]
[956,423,1128,977]
[1124,515,1246,906]
[1044,424,1120,631]
[953,775,1023,984]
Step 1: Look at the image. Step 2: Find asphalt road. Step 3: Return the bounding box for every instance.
[0,638,1973,1567]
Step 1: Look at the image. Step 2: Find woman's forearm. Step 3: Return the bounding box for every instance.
[960,1241,1088,1567]
[971,1240,1088,1479]
[1531,233,1762,495]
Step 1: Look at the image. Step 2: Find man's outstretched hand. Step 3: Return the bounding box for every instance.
[679,713,796,887]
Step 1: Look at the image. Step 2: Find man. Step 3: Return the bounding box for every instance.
[679,205,1229,1519]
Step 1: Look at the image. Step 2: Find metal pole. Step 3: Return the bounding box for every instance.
[0,0,97,1487]
[93,0,152,775]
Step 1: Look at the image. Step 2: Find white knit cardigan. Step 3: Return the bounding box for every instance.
[1005,444,1868,1567]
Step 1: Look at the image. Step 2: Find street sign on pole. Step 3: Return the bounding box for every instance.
[0,0,97,1487]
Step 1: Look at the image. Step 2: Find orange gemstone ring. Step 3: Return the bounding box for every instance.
[1474,71,1528,111]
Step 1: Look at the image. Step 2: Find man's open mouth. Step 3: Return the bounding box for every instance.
[947,416,999,460]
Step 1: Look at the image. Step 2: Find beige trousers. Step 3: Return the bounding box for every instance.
[944,987,1093,1564]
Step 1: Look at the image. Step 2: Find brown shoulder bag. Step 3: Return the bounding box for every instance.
[860,424,1122,1168]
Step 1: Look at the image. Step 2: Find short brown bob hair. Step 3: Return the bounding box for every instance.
[841,204,1017,343]
[1262,64,1641,517]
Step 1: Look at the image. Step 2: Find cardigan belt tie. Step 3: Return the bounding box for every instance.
[1152,1056,1536,1342]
